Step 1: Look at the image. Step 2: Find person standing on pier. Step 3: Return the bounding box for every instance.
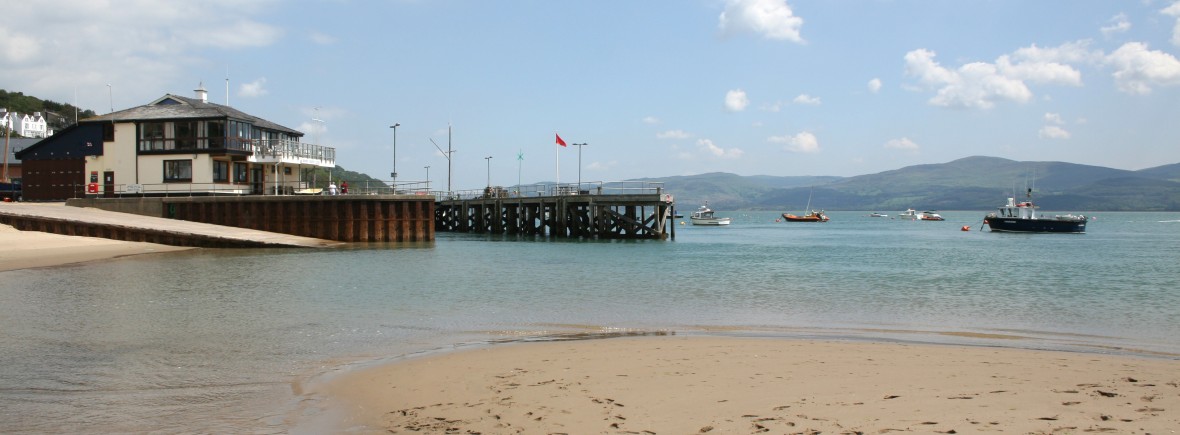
[341,181,348,194]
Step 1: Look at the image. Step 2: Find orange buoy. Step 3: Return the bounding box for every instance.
[961,225,971,231]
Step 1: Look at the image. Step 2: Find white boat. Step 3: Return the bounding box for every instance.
[869,212,887,217]
[690,202,731,226]
[917,211,944,221]
[898,208,919,220]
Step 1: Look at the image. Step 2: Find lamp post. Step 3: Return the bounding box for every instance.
[390,123,400,189]
[571,142,588,190]
[484,156,493,188]
[1,108,9,183]
[107,84,113,113]
[424,165,430,191]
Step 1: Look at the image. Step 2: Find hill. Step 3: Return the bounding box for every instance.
[653,156,1180,211]
[0,89,98,134]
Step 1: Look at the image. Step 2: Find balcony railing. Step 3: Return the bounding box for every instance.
[249,139,335,167]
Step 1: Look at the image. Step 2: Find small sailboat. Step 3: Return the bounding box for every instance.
[782,188,829,222]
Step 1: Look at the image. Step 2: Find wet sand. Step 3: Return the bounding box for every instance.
[0,224,192,271]
[314,336,1180,434]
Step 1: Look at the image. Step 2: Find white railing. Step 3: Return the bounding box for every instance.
[250,139,336,167]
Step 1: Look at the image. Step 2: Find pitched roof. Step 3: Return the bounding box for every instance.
[82,94,303,136]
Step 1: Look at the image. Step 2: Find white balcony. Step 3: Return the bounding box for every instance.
[248,139,335,167]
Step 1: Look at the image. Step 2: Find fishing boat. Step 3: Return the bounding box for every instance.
[689,202,731,226]
[983,189,1086,233]
[782,210,829,222]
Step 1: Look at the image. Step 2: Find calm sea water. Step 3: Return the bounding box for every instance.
[2,210,1179,433]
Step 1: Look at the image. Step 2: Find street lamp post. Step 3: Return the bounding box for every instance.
[1,108,10,183]
[571,142,588,191]
[484,156,493,188]
[390,123,400,190]
[424,165,430,191]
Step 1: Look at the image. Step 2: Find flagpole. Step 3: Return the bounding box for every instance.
[555,133,560,191]
[516,149,522,196]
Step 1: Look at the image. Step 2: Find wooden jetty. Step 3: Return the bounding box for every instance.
[436,184,675,239]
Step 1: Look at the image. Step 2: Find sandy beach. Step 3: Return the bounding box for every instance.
[314,336,1180,434]
[0,224,192,271]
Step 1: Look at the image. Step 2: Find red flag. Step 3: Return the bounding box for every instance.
[556,133,567,147]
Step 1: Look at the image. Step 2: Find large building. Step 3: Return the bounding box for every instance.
[15,86,335,201]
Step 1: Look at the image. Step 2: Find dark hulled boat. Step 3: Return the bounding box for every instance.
[983,190,1087,233]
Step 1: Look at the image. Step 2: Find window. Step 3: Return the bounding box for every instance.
[142,122,165,150]
[234,162,248,183]
[213,161,229,182]
[102,123,115,141]
[163,160,192,182]
[175,121,198,149]
[207,120,226,148]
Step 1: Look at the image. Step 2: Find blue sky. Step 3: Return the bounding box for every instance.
[4,0,1180,190]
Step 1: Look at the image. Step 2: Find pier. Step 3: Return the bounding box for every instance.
[2,182,674,246]
[435,182,675,239]
[0,203,342,248]
[65,195,435,243]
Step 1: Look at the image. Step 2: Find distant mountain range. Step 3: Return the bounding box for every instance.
[634,156,1180,211]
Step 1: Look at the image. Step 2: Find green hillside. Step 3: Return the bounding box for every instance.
[652,156,1180,211]
[0,89,98,134]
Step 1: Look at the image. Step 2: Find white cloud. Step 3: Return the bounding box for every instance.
[0,1,283,103]
[718,0,805,43]
[1164,2,1180,46]
[793,94,821,105]
[587,161,617,171]
[238,77,269,98]
[760,101,785,112]
[1043,112,1064,124]
[1104,42,1180,94]
[903,43,1090,109]
[309,31,337,45]
[1101,13,1131,37]
[642,116,660,124]
[697,138,744,159]
[657,130,692,140]
[1038,125,1071,139]
[725,89,750,112]
[868,78,882,93]
[769,131,820,153]
[884,137,919,151]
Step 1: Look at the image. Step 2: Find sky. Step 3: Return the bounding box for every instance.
[4,0,1180,191]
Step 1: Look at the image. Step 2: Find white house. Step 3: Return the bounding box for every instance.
[18,112,50,138]
[0,110,53,138]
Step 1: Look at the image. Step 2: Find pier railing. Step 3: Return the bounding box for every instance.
[444,181,666,200]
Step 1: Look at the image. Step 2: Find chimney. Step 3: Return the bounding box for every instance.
[195,82,208,103]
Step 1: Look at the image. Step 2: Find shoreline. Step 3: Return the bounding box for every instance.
[303,335,1180,434]
[0,224,193,271]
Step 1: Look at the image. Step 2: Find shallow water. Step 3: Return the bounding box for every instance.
[1,210,1178,433]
